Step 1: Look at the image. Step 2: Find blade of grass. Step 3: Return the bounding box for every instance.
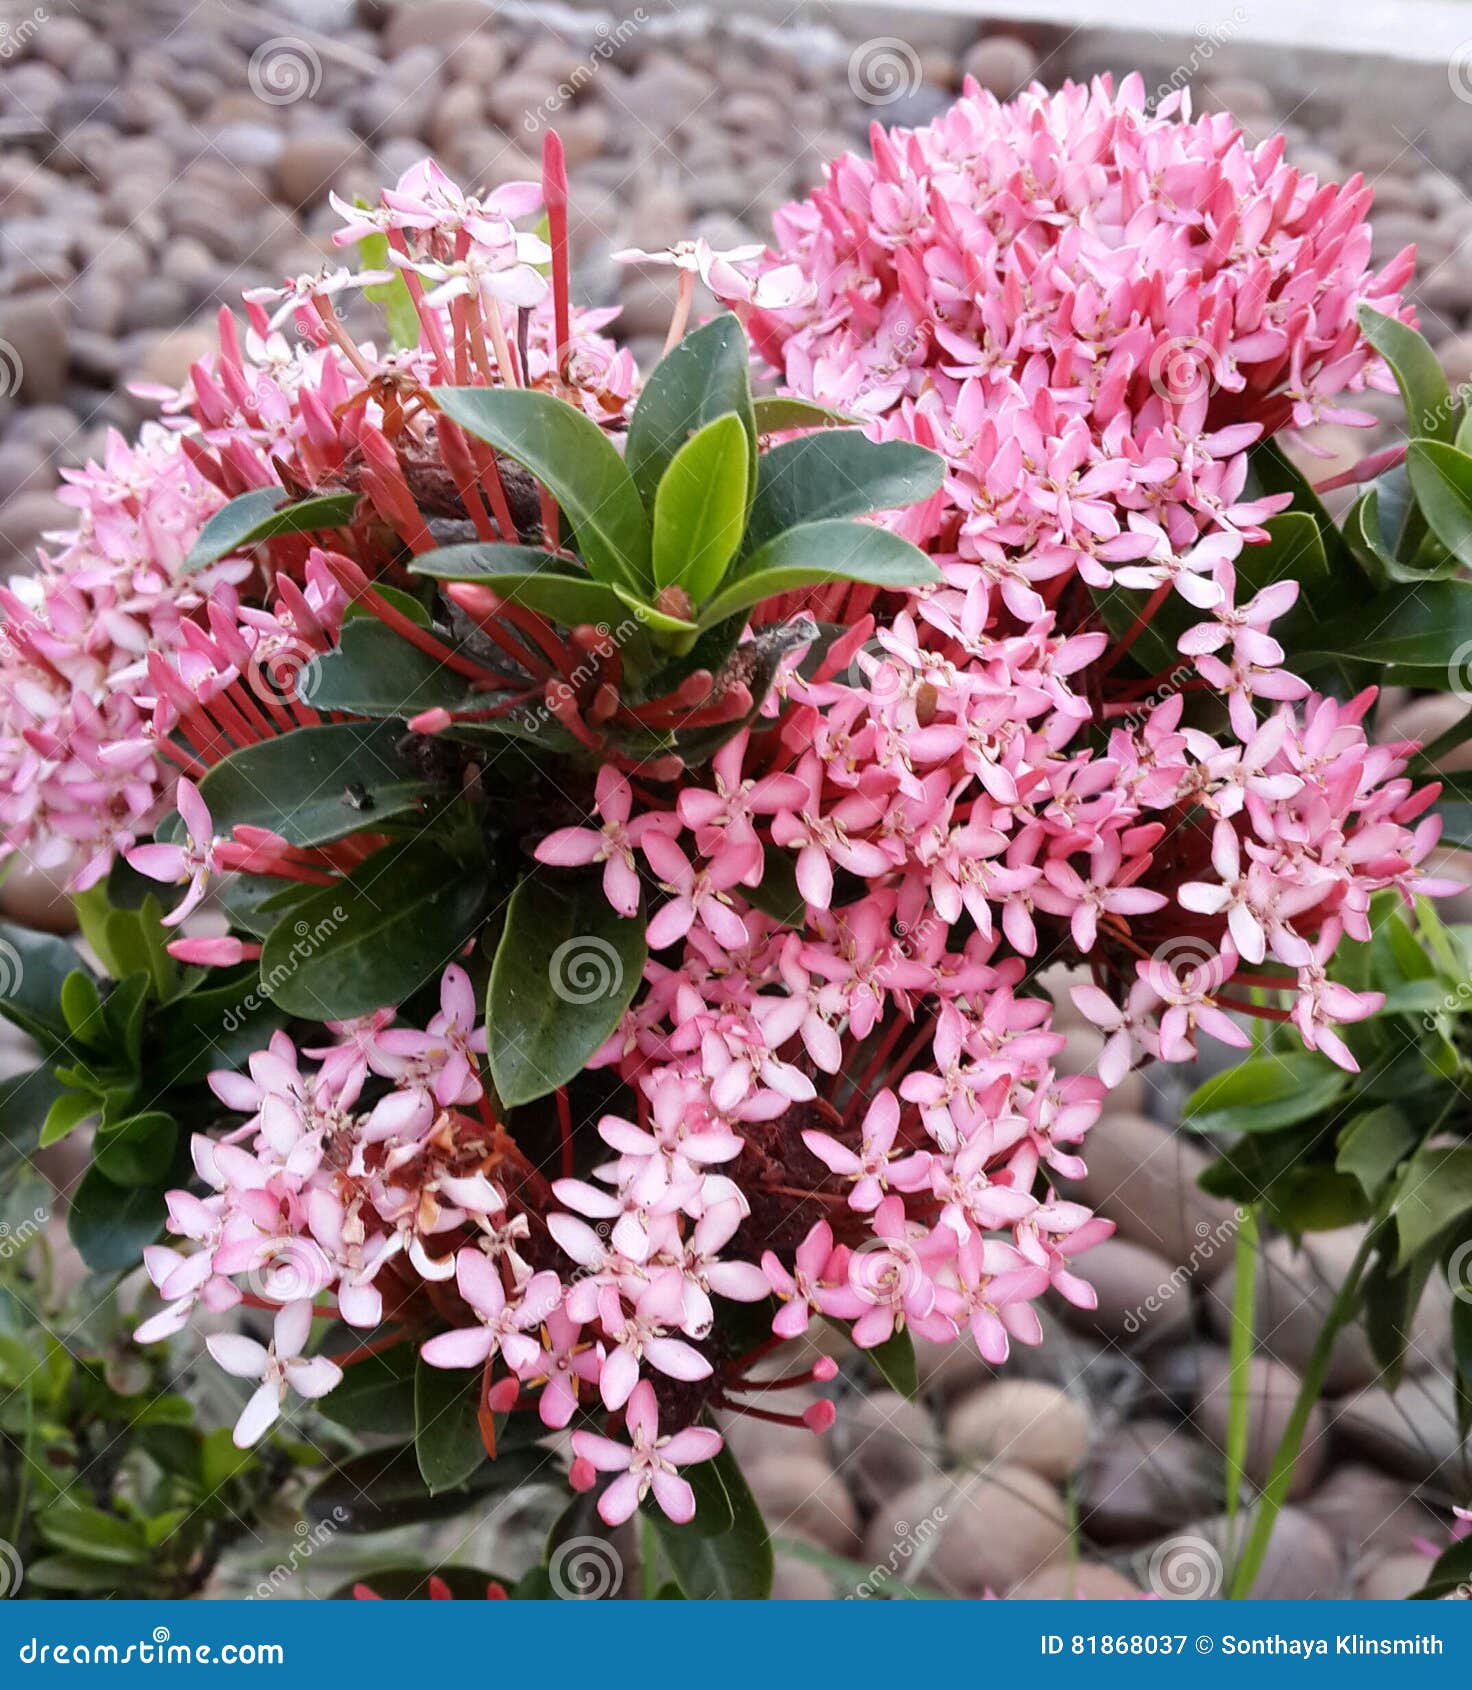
[1224,1205,1259,1545]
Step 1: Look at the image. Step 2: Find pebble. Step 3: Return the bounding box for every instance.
[1305,1463,1446,1562]
[868,1466,1068,1597]
[275,132,361,208]
[0,489,70,575]
[962,37,1038,97]
[946,1380,1089,1482]
[1009,1560,1143,1599]
[1144,1507,1343,1599]
[0,292,68,405]
[1077,1417,1217,1544]
[1356,1553,1435,1600]
[1193,1351,1326,1499]
[830,1388,937,1505]
[771,1554,832,1600]
[1331,1372,1470,1481]
[744,1452,861,1555]
[1059,1235,1192,1348]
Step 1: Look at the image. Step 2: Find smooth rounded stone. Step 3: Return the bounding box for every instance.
[6,403,84,460]
[866,1466,1068,1597]
[1065,1110,1240,1267]
[1305,1464,1445,1563]
[946,1380,1088,1482]
[744,1452,860,1554]
[0,292,67,405]
[69,271,125,339]
[352,78,436,143]
[1436,333,1472,388]
[624,55,712,137]
[618,274,680,340]
[910,1329,992,1400]
[1370,212,1438,268]
[771,1553,832,1599]
[876,89,953,132]
[1203,1231,1380,1395]
[1370,176,1431,219]
[555,105,610,170]
[1141,1506,1342,1600]
[1331,1371,1469,1481]
[209,121,286,173]
[1201,77,1274,118]
[384,0,504,57]
[1009,1560,1142,1600]
[69,330,125,384]
[485,71,558,132]
[120,277,191,335]
[1059,1235,1192,1348]
[962,37,1038,97]
[1419,262,1472,320]
[428,84,484,153]
[830,1388,937,1504]
[0,441,49,504]
[1385,694,1472,772]
[0,489,70,573]
[0,855,79,934]
[628,183,694,254]
[131,326,218,394]
[1357,1553,1435,1600]
[1193,1352,1325,1498]
[1077,1417,1216,1545]
[276,132,362,209]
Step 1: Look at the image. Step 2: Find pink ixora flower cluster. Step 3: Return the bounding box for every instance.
[99,82,1448,1526]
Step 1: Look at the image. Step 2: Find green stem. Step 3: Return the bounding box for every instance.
[1224,1206,1259,1540]
[1227,1218,1382,1598]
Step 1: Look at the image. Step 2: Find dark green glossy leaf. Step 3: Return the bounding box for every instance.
[92,1111,177,1189]
[626,316,756,510]
[409,543,624,626]
[744,435,943,554]
[0,1063,66,1173]
[866,1326,919,1399]
[259,837,490,1021]
[487,871,646,1108]
[0,918,85,1047]
[1406,438,1472,565]
[305,1439,553,1533]
[1335,1105,1419,1199]
[68,1163,168,1272]
[184,487,359,574]
[752,395,857,434]
[649,1443,772,1600]
[1395,1144,1472,1267]
[432,386,651,589]
[698,519,940,630]
[198,721,430,849]
[414,1357,487,1494]
[315,1339,418,1437]
[307,618,483,719]
[149,965,287,1089]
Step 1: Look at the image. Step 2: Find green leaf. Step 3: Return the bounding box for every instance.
[1358,306,1454,443]
[415,1358,487,1494]
[698,519,941,630]
[643,1438,734,1537]
[39,1087,95,1149]
[866,1326,919,1399]
[92,1111,178,1189]
[409,544,624,626]
[487,872,646,1109]
[68,1163,168,1273]
[649,1444,772,1599]
[1395,1144,1472,1267]
[0,919,86,1047]
[197,720,430,849]
[259,837,490,1022]
[358,226,421,350]
[652,414,750,604]
[316,1338,418,1437]
[0,1063,67,1173]
[1336,1105,1419,1199]
[307,618,483,719]
[626,316,756,511]
[183,487,359,574]
[1182,1051,1348,1136]
[305,1439,551,1533]
[1300,579,1472,673]
[744,435,943,555]
[740,845,806,927]
[1406,438,1472,566]
[752,395,857,434]
[36,1506,148,1566]
[432,387,651,589]
[149,966,287,1089]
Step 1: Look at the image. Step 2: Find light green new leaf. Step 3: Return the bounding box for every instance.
[652,414,750,603]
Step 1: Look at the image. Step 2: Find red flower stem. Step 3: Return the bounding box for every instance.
[320,553,493,682]
[1098,581,1171,677]
[556,1085,574,1180]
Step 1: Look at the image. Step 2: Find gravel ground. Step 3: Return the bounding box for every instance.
[2,0,1470,1601]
